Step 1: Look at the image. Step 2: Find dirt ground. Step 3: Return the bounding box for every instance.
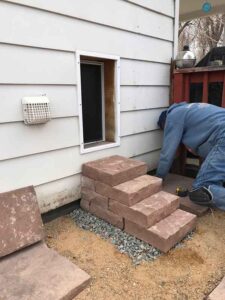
[45,209,225,300]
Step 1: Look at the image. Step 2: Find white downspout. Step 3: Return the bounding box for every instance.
[223,27,225,46]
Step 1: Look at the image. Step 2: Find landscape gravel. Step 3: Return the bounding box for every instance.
[70,208,193,265]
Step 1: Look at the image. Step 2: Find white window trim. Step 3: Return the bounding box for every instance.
[76,50,120,154]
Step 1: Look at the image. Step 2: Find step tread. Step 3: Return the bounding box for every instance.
[112,175,162,206]
[149,209,196,239]
[82,155,147,186]
[132,191,179,216]
[0,242,90,300]
[114,175,161,194]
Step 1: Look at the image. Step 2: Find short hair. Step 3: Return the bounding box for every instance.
[157,110,168,129]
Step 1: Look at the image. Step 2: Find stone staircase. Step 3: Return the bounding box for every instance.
[81,155,197,253]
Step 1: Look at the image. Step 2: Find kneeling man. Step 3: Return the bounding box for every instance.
[157,102,225,210]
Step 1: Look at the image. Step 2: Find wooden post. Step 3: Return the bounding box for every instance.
[222,73,225,108]
[202,72,208,103]
[184,74,190,102]
[169,59,175,105]
[173,73,184,103]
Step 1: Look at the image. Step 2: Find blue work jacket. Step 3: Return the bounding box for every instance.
[156,102,225,179]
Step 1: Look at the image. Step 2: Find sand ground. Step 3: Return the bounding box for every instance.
[45,209,225,300]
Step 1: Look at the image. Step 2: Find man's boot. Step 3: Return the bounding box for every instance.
[189,186,214,207]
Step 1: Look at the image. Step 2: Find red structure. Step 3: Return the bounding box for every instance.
[172,66,225,107]
[171,66,225,175]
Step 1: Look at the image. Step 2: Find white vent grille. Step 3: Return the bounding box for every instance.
[22,96,51,125]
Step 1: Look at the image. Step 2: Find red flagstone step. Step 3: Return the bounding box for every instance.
[82,155,147,186]
[125,209,197,253]
[207,276,225,300]
[109,191,180,228]
[0,186,91,299]
[96,175,162,206]
[0,242,90,300]
[0,186,44,258]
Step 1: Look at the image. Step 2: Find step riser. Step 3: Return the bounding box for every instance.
[82,155,147,186]
[81,176,95,191]
[125,210,197,253]
[81,188,109,210]
[80,199,90,211]
[90,203,124,229]
[109,195,179,228]
[80,188,123,229]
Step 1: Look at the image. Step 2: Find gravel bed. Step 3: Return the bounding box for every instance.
[69,208,194,265]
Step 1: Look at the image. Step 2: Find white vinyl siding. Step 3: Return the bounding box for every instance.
[0,0,175,212]
[0,131,162,191]
[0,85,169,123]
[0,2,172,63]
[4,0,174,41]
[0,85,78,123]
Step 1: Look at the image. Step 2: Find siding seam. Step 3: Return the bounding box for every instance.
[121,85,170,87]
[0,129,161,162]
[0,107,168,124]
[132,148,161,158]
[0,115,79,124]
[0,82,170,87]
[120,0,174,18]
[0,41,172,66]
[121,106,168,112]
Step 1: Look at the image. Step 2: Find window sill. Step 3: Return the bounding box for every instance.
[80,141,120,154]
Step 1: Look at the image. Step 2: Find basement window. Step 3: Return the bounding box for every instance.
[76,51,120,153]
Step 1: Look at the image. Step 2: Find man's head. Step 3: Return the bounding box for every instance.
[158,110,167,130]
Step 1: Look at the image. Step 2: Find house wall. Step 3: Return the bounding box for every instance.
[0,0,176,212]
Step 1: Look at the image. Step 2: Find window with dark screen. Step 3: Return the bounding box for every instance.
[81,62,104,143]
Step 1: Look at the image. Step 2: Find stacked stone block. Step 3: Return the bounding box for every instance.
[81,155,197,253]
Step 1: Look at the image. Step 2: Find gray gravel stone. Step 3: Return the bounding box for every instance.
[69,208,193,265]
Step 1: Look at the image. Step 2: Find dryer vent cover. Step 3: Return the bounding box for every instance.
[22,96,51,125]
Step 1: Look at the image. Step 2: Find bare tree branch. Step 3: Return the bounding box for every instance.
[178,14,225,61]
[179,21,192,36]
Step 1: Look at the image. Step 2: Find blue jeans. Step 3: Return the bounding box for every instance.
[193,138,225,210]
